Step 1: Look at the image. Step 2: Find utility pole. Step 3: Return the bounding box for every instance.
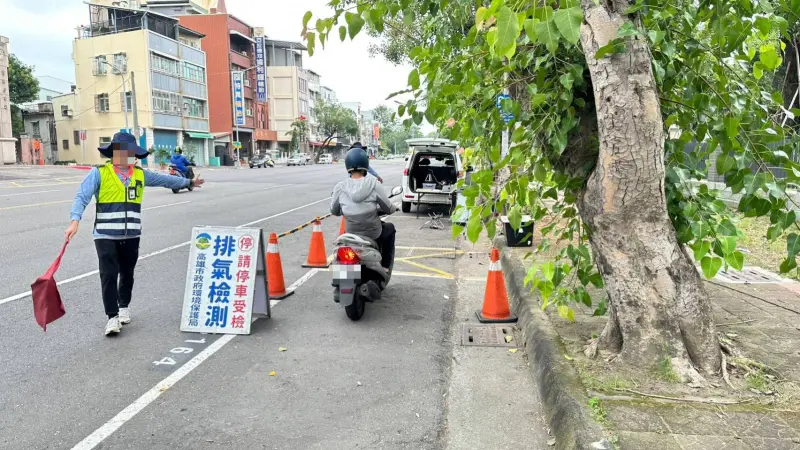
[130,71,141,162]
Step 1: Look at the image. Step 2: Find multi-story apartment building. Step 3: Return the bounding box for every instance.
[0,36,15,164]
[264,39,309,156]
[54,3,212,166]
[178,13,276,160]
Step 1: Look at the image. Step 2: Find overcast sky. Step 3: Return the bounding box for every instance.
[0,0,413,111]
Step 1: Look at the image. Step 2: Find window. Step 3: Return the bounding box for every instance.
[182,62,205,83]
[245,99,254,117]
[299,99,308,115]
[31,121,40,137]
[61,104,71,117]
[95,94,110,113]
[99,136,111,147]
[93,55,108,76]
[63,139,69,150]
[299,78,308,93]
[152,90,181,114]
[113,53,127,74]
[120,91,132,112]
[183,98,206,117]
[46,95,53,101]
[150,52,179,76]
[73,130,80,145]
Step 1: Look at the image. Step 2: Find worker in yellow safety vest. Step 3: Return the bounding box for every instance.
[65,132,205,336]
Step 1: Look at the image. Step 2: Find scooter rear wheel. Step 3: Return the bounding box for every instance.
[344,290,366,321]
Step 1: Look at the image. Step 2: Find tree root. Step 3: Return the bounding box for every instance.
[608,388,748,405]
[721,354,735,389]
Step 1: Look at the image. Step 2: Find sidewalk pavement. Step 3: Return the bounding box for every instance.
[500,242,800,450]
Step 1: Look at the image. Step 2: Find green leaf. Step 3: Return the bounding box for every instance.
[306,32,316,56]
[595,39,625,59]
[559,72,574,90]
[616,22,639,38]
[508,205,522,230]
[476,6,489,28]
[534,19,561,53]
[717,219,738,236]
[553,7,583,45]
[780,257,797,274]
[718,236,737,256]
[338,25,347,41]
[345,12,365,39]
[541,262,555,281]
[408,68,420,90]
[302,11,313,28]
[725,251,744,271]
[767,224,783,240]
[466,212,482,243]
[788,233,800,258]
[724,117,740,139]
[701,256,723,279]
[558,304,570,320]
[716,154,736,175]
[523,19,536,40]
[577,287,592,307]
[538,280,555,301]
[530,93,547,107]
[691,240,711,261]
[759,45,782,71]
[754,16,771,38]
[494,6,520,58]
[753,62,765,80]
[369,9,385,33]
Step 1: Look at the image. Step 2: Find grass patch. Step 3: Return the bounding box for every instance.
[746,370,769,391]
[735,214,799,280]
[588,396,608,425]
[656,355,681,383]
[582,372,636,392]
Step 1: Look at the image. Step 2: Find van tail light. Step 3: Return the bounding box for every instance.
[458,171,464,178]
[336,247,361,265]
[403,168,409,176]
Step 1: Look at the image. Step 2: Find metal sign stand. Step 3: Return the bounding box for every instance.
[253,229,271,319]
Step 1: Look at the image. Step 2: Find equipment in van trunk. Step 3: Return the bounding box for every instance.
[401,139,463,214]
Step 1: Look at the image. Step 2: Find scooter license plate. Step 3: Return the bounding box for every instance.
[331,264,361,280]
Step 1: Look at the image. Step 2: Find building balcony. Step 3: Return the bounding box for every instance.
[230,51,251,70]
[183,117,209,132]
[149,31,179,58]
[179,43,205,66]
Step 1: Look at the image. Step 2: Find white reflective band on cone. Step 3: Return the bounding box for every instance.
[488,260,502,272]
[267,243,279,253]
[312,223,322,232]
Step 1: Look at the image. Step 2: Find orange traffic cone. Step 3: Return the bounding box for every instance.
[476,248,517,323]
[338,217,347,236]
[267,233,294,300]
[302,218,331,268]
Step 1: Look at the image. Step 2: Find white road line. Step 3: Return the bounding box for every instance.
[263,183,293,191]
[143,201,191,210]
[70,268,320,450]
[0,189,60,197]
[0,197,331,306]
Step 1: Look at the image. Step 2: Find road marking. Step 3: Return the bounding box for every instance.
[0,189,60,197]
[263,183,293,191]
[0,199,72,211]
[0,181,81,189]
[396,250,463,261]
[143,200,191,211]
[0,197,331,306]
[70,268,320,450]
[396,246,459,251]
[395,259,456,279]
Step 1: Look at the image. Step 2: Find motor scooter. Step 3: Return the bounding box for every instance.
[169,164,196,194]
[331,186,403,321]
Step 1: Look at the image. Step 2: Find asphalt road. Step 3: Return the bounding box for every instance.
[0,161,464,450]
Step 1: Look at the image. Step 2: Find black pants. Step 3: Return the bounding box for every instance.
[376,222,396,269]
[95,238,140,317]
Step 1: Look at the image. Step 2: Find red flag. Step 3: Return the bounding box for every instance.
[31,242,68,331]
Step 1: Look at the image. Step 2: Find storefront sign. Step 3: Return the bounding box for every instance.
[255,36,268,103]
[232,72,245,126]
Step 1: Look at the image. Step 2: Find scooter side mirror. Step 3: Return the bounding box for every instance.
[390,186,403,197]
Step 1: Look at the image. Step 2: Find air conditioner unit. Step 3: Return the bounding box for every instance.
[246,108,253,116]
[241,51,248,57]
[243,79,251,87]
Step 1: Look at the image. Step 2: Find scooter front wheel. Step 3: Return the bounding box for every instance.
[344,290,366,321]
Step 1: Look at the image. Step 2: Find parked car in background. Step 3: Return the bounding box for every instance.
[401,138,463,213]
[287,153,307,166]
[248,154,273,168]
[319,153,333,164]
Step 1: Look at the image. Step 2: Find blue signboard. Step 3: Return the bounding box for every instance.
[255,37,267,103]
[232,72,245,126]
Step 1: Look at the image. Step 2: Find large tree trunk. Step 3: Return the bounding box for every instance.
[577,1,721,379]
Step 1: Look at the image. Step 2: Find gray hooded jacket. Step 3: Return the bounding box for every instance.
[331,176,395,240]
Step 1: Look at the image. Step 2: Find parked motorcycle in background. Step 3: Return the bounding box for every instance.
[331,186,403,321]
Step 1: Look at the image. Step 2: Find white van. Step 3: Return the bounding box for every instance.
[401,138,463,213]
[319,153,333,164]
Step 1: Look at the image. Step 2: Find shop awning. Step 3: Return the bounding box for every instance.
[186,132,213,139]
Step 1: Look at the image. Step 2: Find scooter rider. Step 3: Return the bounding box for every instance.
[331,147,396,270]
[170,148,195,179]
[349,142,383,183]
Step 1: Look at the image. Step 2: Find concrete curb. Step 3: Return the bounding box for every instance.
[494,237,610,450]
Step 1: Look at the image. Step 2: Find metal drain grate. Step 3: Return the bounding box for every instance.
[714,266,786,284]
[460,324,516,347]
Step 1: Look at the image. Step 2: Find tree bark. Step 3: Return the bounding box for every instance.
[577,1,721,379]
